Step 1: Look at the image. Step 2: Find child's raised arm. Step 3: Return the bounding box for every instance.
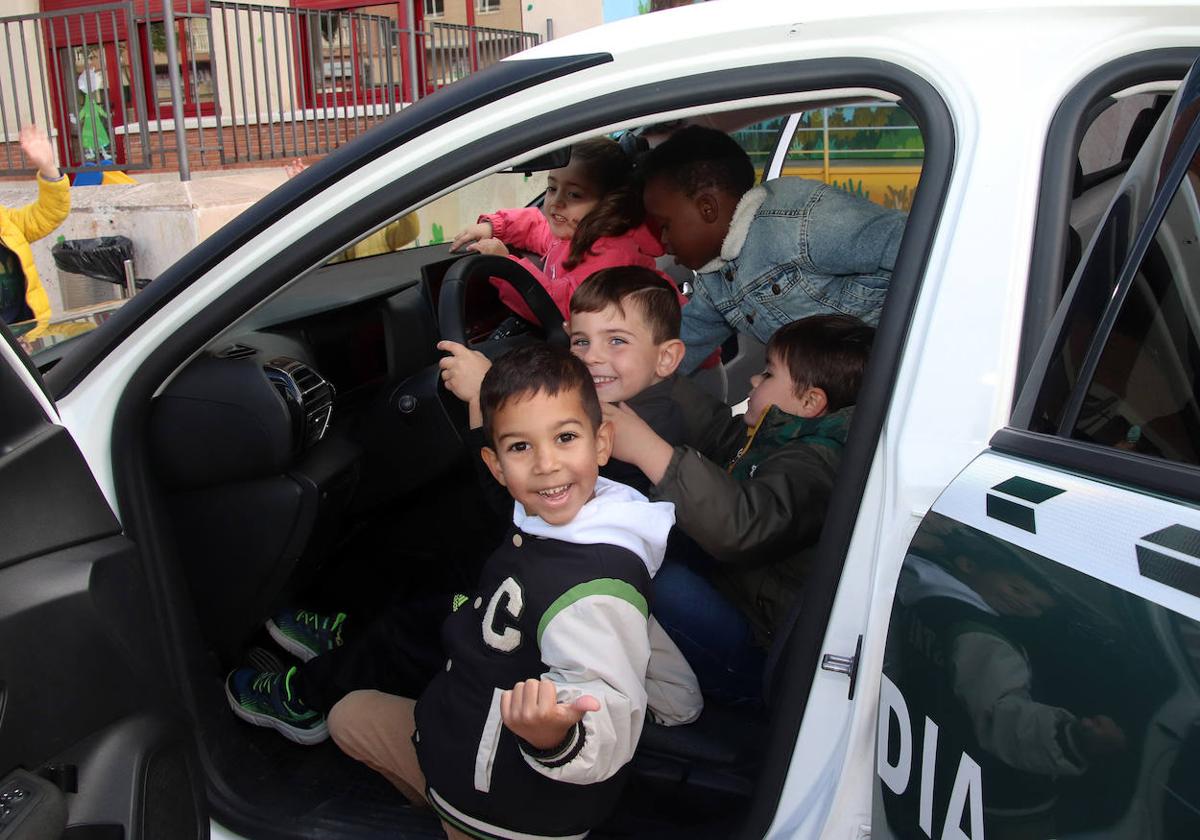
[510,570,652,785]
[436,340,492,429]
[602,402,676,485]
[651,437,836,564]
[450,221,494,252]
[20,125,60,181]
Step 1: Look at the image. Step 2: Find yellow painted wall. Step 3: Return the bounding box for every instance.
[781,163,922,212]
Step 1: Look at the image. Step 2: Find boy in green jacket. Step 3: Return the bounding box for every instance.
[604,314,874,704]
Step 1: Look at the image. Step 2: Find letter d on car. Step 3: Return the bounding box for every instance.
[877,674,912,794]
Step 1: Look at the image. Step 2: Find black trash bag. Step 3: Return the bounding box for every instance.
[52,236,134,286]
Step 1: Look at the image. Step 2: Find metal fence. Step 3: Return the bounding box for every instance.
[0,1,539,180]
[426,21,539,91]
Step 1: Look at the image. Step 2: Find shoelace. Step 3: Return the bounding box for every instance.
[294,610,346,647]
[251,671,280,696]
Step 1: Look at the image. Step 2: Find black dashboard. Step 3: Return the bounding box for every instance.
[144,243,466,655]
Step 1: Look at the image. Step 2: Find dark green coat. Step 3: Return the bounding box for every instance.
[650,405,852,644]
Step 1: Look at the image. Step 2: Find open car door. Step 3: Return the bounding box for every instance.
[873,59,1200,840]
[0,327,207,839]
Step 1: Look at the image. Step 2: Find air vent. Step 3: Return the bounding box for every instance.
[263,357,335,450]
[216,343,258,360]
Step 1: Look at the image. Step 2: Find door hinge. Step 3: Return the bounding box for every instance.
[820,634,863,700]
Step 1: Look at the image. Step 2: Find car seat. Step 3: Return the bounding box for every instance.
[632,593,809,798]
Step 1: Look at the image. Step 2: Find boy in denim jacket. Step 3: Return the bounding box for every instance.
[641,125,906,372]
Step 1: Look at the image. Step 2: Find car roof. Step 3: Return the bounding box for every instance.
[522,0,1200,64]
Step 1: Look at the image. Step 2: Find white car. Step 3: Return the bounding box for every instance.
[3,2,1200,839]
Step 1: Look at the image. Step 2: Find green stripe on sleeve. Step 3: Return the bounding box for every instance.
[537,579,648,646]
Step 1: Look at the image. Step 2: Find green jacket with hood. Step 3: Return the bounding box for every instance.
[650,404,852,644]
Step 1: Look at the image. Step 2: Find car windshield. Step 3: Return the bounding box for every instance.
[15,301,124,359]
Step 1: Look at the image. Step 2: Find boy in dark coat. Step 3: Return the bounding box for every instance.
[604,314,874,703]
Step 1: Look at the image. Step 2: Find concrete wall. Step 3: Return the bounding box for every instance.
[522,0,603,41]
[0,164,541,319]
[431,0,523,32]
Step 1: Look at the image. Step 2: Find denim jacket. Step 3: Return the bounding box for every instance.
[680,178,906,372]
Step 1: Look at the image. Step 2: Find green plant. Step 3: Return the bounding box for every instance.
[830,178,868,201]
[883,184,914,212]
[430,222,446,244]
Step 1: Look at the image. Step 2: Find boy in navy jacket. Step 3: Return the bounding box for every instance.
[327,345,685,839]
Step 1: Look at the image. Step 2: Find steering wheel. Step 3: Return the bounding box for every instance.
[430,254,570,442]
[438,254,569,349]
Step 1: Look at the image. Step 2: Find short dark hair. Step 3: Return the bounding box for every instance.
[570,266,681,343]
[766,315,875,412]
[480,343,602,445]
[640,125,756,200]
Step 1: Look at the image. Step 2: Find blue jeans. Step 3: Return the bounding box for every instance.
[653,560,765,707]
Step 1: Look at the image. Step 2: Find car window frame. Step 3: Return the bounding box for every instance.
[1000,55,1200,505]
[1018,47,1199,393]
[99,56,955,840]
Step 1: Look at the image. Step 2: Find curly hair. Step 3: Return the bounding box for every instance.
[640,125,756,200]
[561,137,644,270]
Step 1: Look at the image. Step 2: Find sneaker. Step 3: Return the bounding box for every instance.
[266,609,347,662]
[225,666,328,745]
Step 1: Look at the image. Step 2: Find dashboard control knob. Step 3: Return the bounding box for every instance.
[398,394,418,414]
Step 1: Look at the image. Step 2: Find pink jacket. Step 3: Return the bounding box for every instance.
[482,206,669,323]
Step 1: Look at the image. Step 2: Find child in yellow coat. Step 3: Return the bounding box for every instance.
[1,125,70,337]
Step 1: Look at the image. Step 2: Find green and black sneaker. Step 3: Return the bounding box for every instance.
[266,608,347,662]
[225,666,328,745]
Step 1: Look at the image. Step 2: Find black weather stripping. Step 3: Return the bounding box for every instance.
[1137,525,1200,597]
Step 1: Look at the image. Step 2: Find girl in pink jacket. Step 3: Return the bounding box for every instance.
[450,137,669,324]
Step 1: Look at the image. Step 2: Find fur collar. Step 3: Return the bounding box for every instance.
[697,184,768,273]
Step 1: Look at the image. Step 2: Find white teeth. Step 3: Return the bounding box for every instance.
[538,484,570,496]
[593,376,616,384]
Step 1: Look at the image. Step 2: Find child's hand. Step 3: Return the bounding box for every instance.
[501,678,600,751]
[284,157,308,179]
[1075,715,1126,759]
[19,125,59,180]
[437,340,491,428]
[601,402,675,485]
[450,222,494,252]
[467,237,509,257]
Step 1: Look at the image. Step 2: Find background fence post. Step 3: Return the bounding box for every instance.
[405,0,418,106]
[162,0,191,180]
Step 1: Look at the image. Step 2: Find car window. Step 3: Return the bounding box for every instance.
[322,169,546,265]
[729,118,789,183]
[780,103,923,210]
[1070,160,1200,464]
[1079,93,1164,178]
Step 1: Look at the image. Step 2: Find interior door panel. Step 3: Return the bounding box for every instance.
[0,327,207,839]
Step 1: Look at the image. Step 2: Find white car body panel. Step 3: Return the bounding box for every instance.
[35,1,1200,837]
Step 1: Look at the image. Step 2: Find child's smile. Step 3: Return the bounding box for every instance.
[570,305,669,404]
[543,159,600,240]
[482,389,613,526]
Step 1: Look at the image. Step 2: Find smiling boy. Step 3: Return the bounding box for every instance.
[604,315,873,703]
[440,266,731,495]
[325,344,685,840]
